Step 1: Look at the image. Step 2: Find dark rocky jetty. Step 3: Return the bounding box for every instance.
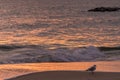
[88,7,120,12]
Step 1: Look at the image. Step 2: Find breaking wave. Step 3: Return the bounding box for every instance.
[0,46,107,64]
[0,45,120,64]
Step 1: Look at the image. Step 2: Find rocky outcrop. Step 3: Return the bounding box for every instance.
[88,7,120,12]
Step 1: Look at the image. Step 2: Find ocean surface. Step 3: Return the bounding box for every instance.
[0,0,120,63]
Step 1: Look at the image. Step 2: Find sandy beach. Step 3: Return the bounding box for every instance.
[6,71,120,80]
[0,61,119,80]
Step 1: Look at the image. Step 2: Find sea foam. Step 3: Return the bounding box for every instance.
[0,46,105,64]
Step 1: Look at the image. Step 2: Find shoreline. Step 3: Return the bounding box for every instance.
[0,61,120,80]
[6,71,120,80]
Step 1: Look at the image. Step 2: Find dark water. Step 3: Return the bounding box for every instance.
[0,0,120,49]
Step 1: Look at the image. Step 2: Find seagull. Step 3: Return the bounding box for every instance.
[86,65,96,74]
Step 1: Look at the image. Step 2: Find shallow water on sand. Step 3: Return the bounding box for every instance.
[0,61,120,80]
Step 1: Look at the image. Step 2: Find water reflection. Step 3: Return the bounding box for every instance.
[0,61,120,79]
[0,0,120,48]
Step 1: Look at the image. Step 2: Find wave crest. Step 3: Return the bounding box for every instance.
[0,46,105,64]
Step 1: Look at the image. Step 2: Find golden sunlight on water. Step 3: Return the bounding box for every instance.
[0,13,120,47]
[0,0,120,48]
[0,61,120,80]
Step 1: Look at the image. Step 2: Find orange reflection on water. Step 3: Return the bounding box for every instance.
[10,17,37,25]
[0,16,120,47]
[0,61,120,80]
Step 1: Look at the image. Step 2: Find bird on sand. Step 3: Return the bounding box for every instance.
[86,65,96,74]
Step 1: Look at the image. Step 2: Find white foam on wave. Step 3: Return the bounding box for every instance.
[51,46,104,61]
[0,46,105,63]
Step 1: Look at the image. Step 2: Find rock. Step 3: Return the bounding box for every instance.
[88,7,120,12]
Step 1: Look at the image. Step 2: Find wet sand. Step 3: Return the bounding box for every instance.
[6,71,120,80]
[0,61,120,80]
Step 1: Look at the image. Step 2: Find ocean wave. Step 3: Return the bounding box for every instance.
[0,46,106,64]
[0,45,120,51]
[98,46,120,51]
[0,45,120,64]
